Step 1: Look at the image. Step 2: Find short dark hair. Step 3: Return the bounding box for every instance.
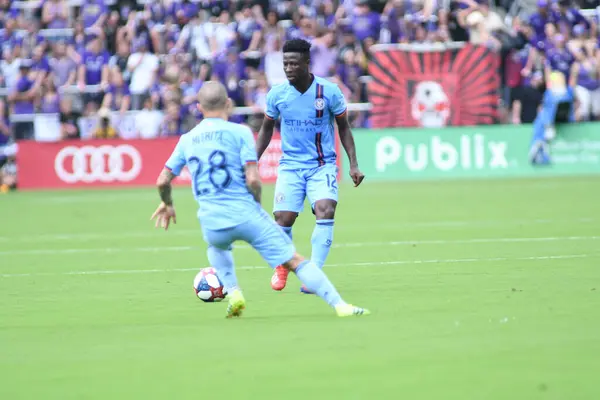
[283,39,312,55]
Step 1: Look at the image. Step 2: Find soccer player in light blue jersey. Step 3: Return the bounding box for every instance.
[150,81,369,318]
[256,39,365,293]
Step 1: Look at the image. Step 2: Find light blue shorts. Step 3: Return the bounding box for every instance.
[273,164,339,214]
[201,209,296,268]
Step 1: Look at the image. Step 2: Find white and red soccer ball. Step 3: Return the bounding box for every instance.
[193,267,227,302]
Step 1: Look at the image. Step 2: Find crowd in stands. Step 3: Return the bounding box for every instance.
[0,0,598,148]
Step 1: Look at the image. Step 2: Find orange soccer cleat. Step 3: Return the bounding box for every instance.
[271,265,289,291]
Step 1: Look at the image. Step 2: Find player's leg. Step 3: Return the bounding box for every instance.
[202,226,245,318]
[305,165,339,278]
[271,169,306,291]
[242,211,369,317]
[283,255,369,317]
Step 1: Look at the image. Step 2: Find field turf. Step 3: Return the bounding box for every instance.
[1,176,599,399]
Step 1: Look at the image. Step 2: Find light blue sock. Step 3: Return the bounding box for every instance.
[311,219,334,269]
[295,260,345,308]
[281,226,293,240]
[207,246,238,291]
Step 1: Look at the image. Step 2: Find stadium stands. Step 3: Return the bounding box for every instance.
[0,0,598,140]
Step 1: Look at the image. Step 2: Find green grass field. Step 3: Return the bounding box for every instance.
[1,177,599,399]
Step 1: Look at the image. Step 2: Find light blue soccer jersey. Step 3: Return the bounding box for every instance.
[265,76,347,170]
[165,118,261,230]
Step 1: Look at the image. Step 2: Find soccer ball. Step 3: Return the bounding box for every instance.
[193,267,227,302]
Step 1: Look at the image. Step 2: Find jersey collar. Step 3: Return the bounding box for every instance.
[289,74,317,96]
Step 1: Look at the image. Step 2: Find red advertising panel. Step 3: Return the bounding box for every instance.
[18,134,285,189]
[368,44,500,128]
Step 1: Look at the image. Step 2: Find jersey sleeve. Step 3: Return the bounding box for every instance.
[239,126,258,165]
[330,85,348,118]
[265,88,280,120]
[165,137,186,176]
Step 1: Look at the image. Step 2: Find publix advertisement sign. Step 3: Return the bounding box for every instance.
[347,124,600,180]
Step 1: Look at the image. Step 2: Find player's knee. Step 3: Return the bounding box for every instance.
[274,211,297,227]
[313,201,336,219]
[282,253,305,271]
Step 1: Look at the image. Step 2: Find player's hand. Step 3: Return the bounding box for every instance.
[150,202,177,231]
[349,166,365,187]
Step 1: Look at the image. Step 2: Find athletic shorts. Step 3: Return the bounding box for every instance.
[201,208,295,268]
[273,164,338,214]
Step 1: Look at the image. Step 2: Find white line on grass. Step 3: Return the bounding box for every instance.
[1,236,599,256]
[0,253,593,278]
[0,217,595,243]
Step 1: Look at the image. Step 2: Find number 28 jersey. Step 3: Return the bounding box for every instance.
[165,118,260,230]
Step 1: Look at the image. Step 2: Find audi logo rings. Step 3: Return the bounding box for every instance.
[54,145,142,183]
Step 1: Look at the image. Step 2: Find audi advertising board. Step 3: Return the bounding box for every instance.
[18,135,286,190]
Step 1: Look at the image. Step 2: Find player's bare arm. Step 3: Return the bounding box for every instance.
[336,113,365,187]
[256,116,275,160]
[244,162,262,204]
[151,168,177,230]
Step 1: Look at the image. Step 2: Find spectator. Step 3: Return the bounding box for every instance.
[567,24,593,61]
[42,0,69,29]
[177,11,215,62]
[264,35,286,86]
[78,33,110,111]
[31,45,51,85]
[570,48,600,121]
[145,0,167,31]
[180,67,200,107]
[135,97,162,139]
[102,70,131,114]
[92,108,119,139]
[19,18,46,59]
[40,79,61,114]
[316,1,336,29]
[293,16,317,41]
[245,73,270,131]
[263,10,282,47]
[545,34,576,80]
[69,21,87,62]
[528,0,554,39]
[511,71,545,124]
[131,17,155,55]
[127,38,159,110]
[0,114,17,190]
[109,41,131,83]
[8,61,37,140]
[155,69,183,108]
[336,49,364,102]
[311,30,337,77]
[384,0,409,44]
[0,99,10,154]
[172,0,199,27]
[213,10,237,55]
[159,101,183,136]
[237,7,263,52]
[522,22,558,77]
[0,47,21,89]
[463,4,509,50]
[1,18,21,56]
[104,11,122,55]
[0,153,16,192]
[49,41,78,90]
[80,0,108,30]
[59,98,81,140]
[162,17,181,54]
[351,0,381,43]
[553,0,591,37]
